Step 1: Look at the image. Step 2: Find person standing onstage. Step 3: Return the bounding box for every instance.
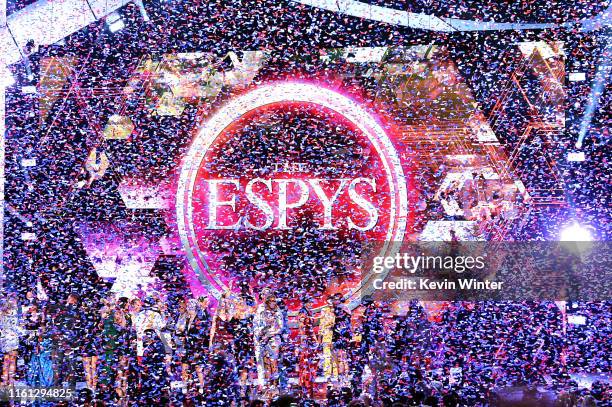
[26,320,54,389]
[134,296,174,390]
[22,301,43,367]
[174,299,190,391]
[133,297,168,357]
[0,295,24,386]
[114,297,136,403]
[177,297,211,395]
[277,298,290,392]
[253,289,284,393]
[140,329,169,405]
[351,295,382,396]
[54,293,82,386]
[80,298,102,392]
[232,283,256,401]
[331,293,352,386]
[297,301,319,399]
[209,284,236,354]
[99,295,120,393]
[126,297,143,401]
[319,296,336,383]
[195,296,212,392]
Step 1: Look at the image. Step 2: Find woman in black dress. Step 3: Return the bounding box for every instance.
[182,298,211,395]
[231,283,256,401]
[140,329,169,405]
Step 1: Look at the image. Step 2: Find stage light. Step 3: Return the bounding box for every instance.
[576,33,611,148]
[568,315,586,325]
[106,12,125,33]
[108,20,125,33]
[560,223,593,242]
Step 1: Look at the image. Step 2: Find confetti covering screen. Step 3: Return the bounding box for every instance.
[0,0,610,405]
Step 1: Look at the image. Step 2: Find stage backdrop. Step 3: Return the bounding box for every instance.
[4,43,568,306]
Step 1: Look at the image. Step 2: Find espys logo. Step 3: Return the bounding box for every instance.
[176,82,408,300]
[203,177,379,231]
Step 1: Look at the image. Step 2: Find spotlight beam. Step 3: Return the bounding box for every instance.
[576,31,612,148]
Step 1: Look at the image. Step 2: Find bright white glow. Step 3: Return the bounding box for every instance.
[560,223,593,241]
[0,66,15,88]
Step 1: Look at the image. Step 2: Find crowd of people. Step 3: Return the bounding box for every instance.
[0,286,610,405]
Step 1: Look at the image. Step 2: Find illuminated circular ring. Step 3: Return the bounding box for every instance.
[177,82,408,300]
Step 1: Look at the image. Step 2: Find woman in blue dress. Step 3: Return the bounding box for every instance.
[26,323,55,388]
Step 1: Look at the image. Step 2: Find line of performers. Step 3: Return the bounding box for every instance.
[200,282,380,400]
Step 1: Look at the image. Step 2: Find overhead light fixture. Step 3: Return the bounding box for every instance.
[106,12,125,33]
